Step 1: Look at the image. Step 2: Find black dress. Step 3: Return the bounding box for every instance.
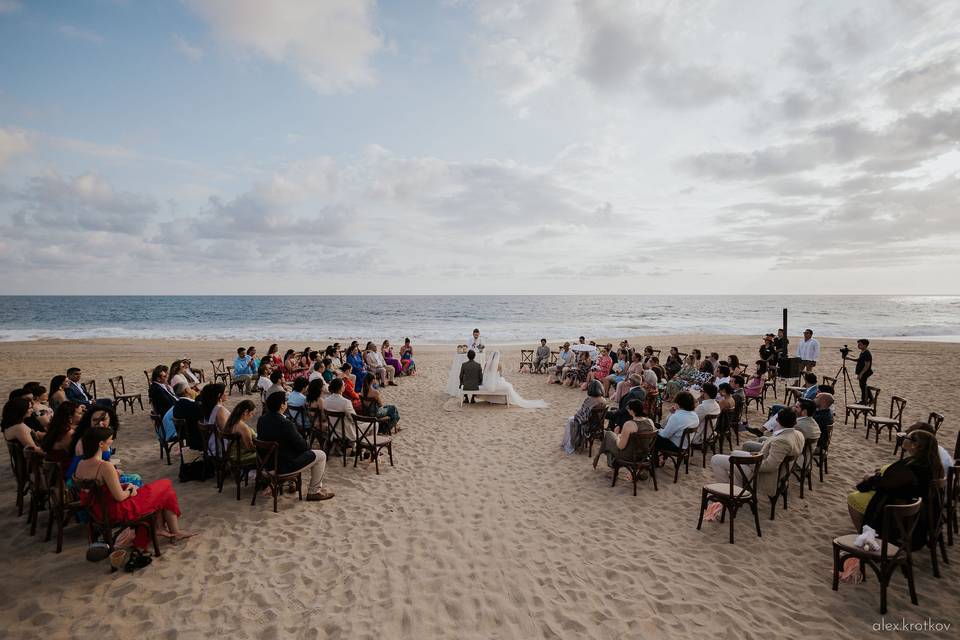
[859,459,933,551]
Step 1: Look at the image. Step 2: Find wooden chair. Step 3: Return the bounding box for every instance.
[108,375,143,414]
[82,379,98,401]
[583,406,607,458]
[218,428,255,501]
[72,478,161,557]
[696,454,762,544]
[762,367,779,401]
[42,460,83,553]
[894,412,944,457]
[209,359,232,386]
[715,409,737,454]
[142,370,151,388]
[925,478,949,578]
[689,415,718,468]
[610,431,658,495]
[250,439,303,513]
[518,350,534,373]
[172,417,191,465]
[864,396,906,443]
[812,420,834,482]
[792,437,818,499]
[947,465,958,547]
[845,387,880,428]
[660,426,699,483]
[324,411,352,467]
[306,407,327,450]
[24,448,47,536]
[287,405,310,438]
[195,422,222,485]
[359,398,393,435]
[768,455,796,520]
[226,367,248,395]
[353,415,394,475]
[744,390,764,415]
[783,382,805,406]
[820,375,837,391]
[149,411,178,465]
[832,498,921,614]
[6,440,31,517]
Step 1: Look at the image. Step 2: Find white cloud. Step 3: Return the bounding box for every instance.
[173,33,204,60]
[0,128,30,168]
[185,0,383,93]
[58,24,104,45]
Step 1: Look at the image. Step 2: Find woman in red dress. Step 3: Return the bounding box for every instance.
[74,426,196,549]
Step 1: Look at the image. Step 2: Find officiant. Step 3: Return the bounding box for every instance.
[468,328,484,352]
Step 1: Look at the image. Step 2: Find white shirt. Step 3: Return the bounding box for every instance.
[468,335,483,351]
[796,337,820,362]
[939,446,953,475]
[309,370,323,382]
[692,399,721,444]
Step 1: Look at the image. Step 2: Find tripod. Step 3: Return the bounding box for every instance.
[833,358,858,407]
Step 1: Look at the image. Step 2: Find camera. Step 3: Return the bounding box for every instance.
[839,345,850,358]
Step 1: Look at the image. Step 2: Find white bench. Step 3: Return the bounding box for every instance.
[459,388,508,406]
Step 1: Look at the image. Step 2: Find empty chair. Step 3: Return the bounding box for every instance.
[845,387,880,428]
[518,350,534,373]
[696,454,762,544]
[108,376,143,414]
[209,359,232,386]
[864,396,907,443]
[894,412,944,457]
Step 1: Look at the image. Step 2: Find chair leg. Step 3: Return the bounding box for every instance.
[752,500,761,537]
[56,513,65,553]
[832,546,841,591]
[769,496,776,521]
[729,504,735,544]
[930,539,941,578]
[45,504,55,542]
[649,463,657,491]
[374,448,381,475]
[696,489,708,530]
[903,555,918,605]
[387,443,394,467]
[611,464,618,488]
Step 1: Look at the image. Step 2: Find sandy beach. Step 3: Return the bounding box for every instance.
[0,335,957,639]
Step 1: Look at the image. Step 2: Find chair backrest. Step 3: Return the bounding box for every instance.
[888,395,907,421]
[728,454,762,499]
[23,448,45,492]
[817,420,834,453]
[821,376,837,390]
[866,387,880,410]
[359,397,378,418]
[928,477,946,532]
[83,380,97,400]
[108,375,125,398]
[72,477,114,527]
[196,421,214,457]
[287,406,308,433]
[928,412,944,435]
[774,455,795,495]
[679,425,698,451]
[353,415,381,447]
[620,430,657,463]
[216,426,242,464]
[520,350,533,364]
[325,411,349,442]
[210,359,226,375]
[700,414,717,444]
[802,437,817,467]
[880,498,922,560]
[548,351,558,365]
[6,439,27,482]
[42,460,69,509]
[252,438,279,474]
[143,370,151,388]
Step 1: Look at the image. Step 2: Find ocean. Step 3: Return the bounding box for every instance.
[0,295,958,343]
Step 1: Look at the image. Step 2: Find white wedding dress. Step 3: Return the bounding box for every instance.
[479,351,548,409]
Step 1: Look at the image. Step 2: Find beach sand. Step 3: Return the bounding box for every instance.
[0,335,957,639]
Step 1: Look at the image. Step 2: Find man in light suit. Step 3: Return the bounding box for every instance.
[459,350,483,404]
[711,408,805,499]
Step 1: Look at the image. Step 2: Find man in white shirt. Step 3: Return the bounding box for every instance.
[692,383,721,445]
[796,329,820,372]
[467,329,483,352]
[324,378,358,438]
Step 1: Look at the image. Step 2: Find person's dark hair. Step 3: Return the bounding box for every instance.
[270,371,283,383]
[718,382,733,396]
[283,349,295,361]
[1,397,32,430]
[313,361,322,372]
[151,364,168,382]
[329,378,344,394]
[67,367,81,376]
[904,429,943,481]
[701,382,718,399]
[268,343,278,355]
[675,391,696,411]
[324,345,335,357]
[626,399,645,417]
[49,374,67,396]
[540,338,547,344]
[717,365,731,377]
[803,372,818,385]
[732,375,745,388]
[322,357,332,367]
[404,337,410,344]
[728,355,740,369]
[8,388,26,401]
[81,426,113,459]
[473,328,479,334]
[467,350,476,360]
[225,400,256,432]
[306,379,325,404]
[292,377,308,392]
[858,339,870,347]
[248,346,256,354]
[586,380,603,397]
[169,359,184,379]
[361,373,375,397]
[257,362,270,376]
[23,381,43,397]
[756,360,768,375]
[237,347,246,356]
[41,400,79,451]
[776,408,797,428]
[265,391,286,413]
[797,399,815,416]
[340,363,352,373]
[700,360,714,375]
[346,345,358,357]
[70,405,119,454]
[198,383,226,418]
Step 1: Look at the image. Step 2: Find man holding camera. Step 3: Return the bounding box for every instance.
[844,339,873,404]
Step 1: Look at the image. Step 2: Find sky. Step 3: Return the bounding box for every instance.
[0,0,959,295]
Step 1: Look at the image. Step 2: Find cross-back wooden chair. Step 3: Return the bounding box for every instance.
[217,428,255,501]
[845,387,880,428]
[697,453,762,544]
[768,455,796,520]
[715,409,737,454]
[925,478,949,578]
[832,498,921,614]
[250,439,302,513]
[894,411,944,457]
[689,415,718,468]
[518,350,534,373]
[947,464,958,547]
[865,396,907,443]
[108,375,143,414]
[209,359,232,386]
[792,437,818,499]
[307,407,327,450]
[548,351,559,367]
[149,411,178,465]
[287,405,310,438]
[661,425,699,483]
[195,422,222,485]
[42,460,83,553]
[353,415,394,475]
[82,379,98,401]
[812,420,834,482]
[820,375,837,391]
[72,478,161,557]
[610,431,658,495]
[762,366,779,401]
[359,398,393,435]
[324,411,352,467]
[24,448,47,536]
[6,440,31,517]
[583,405,607,458]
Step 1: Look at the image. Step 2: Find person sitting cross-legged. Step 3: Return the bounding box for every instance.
[533,339,551,373]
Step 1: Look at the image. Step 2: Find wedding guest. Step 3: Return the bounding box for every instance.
[48,375,69,412]
[232,347,256,394]
[399,338,416,375]
[656,391,699,454]
[564,352,592,387]
[2,397,40,452]
[41,400,82,471]
[561,381,606,454]
[287,378,308,409]
[345,345,367,389]
[596,399,656,470]
[265,344,283,370]
[586,347,613,388]
[606,374,646,429]
[361,374,400,434]
[148,365,178,416]
[691,383,721,445]
[533,339,551,373]
[169,359,198,392]
[365,342,396,386]
[247,346,260,371]
[382,340,403,376]
[283,349,301,382]
[223,400,258,466]
[547,343,573,383]
[264,370,287,398]
[664,347,682,380]
[161,383,195,443]
[199,383,229,442]
[324,378,356,419]
[305,379,326,414]
[64,367,92,406]
[308,361,324,382]
[339,364,363,411]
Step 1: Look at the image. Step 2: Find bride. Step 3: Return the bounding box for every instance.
[480,351,548,409]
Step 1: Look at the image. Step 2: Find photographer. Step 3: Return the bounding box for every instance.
[844,339,873,404]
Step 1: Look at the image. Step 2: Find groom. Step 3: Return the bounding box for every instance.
[459,349,483,404]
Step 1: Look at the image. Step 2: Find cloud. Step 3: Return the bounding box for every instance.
[173,33,204,60]
[0,1,21,14]
[58,24,104,45]
[883,55,960,110]
[185,0,383,93]
[0,128,30,168]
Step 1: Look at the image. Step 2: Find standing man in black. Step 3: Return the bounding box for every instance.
[845,339,873,404]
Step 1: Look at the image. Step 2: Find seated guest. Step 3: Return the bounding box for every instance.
[182,359,203,386]
[287,378,309,409]
[172,383,204,451]
[199,383,229,432]
[813,392,835,432]
[74,426,195,547]
[663,354,698,401]
[282,349,301,382]
[586,347,613,388]
[656,391,700,454]
[691,383,721,445]
[533,339,551,373]
[714,365,732,387]
[41,400,83,471]
[324,378,357,418]
[710,408,804,499]
[320,358,336,383]
[222,400,258,465]
[664,347,682,380]
[339,364,363,411]
[744,369,764,400]
[639,369,660,419]
[608,351,643,398]
[399,338,416,375]
[727,355,744,377]
[901,422,954,475]
[265,370,287,399]
[345,345,367,389]
[256,363,275,396]
[148,365,178,416]
[743,399,820,452]
[382,340,403,377]
[730,376,746,419]
[547,342,573,384]
[160,383,194,443]
[717,383,736,414]
[65,367,92,406]
[24,384,52,431]
[308,361,324,382]
[846,429,941,550]
[563,351,592,388]
[648,357,666,383]
[265,344,284,370]
[2,397,41,452]
[596,399,656,470]
[364,342,395,386]
[360,374,400,434]
[257,392,334,501]
[609,372,644,408]
[247,346,260,371]
[66,406,141,487]
[232,347,257,394]
[48,375,69,412]
[169,359,200,392]
[305,379,326,415]
[323,345,341,369]
[561,381,606,454]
